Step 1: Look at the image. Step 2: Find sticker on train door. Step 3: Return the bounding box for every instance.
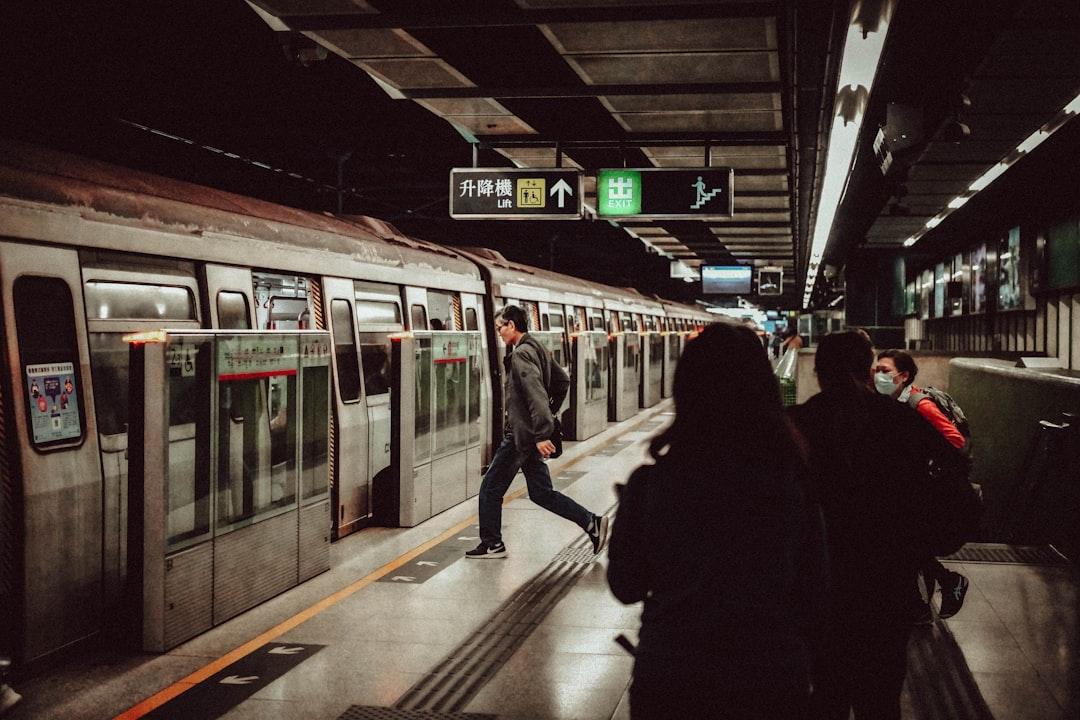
[26,361,82,444]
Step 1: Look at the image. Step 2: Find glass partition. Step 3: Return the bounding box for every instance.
[585,333,608,402]
[165,336,212,552]
[432,334,468,458]
[623,335,639,392]
[468,334,482,445]
[414,336,432,463]
[215,335,299,532]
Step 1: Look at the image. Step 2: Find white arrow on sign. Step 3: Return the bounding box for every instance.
[268,646,305,655]
[550,178,574,208]
[416,561,439,566]
[220,675,259,685]
[391,576,416,582]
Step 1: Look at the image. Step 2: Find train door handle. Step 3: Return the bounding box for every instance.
[384,442,390,453]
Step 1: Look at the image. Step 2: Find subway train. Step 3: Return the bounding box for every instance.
[0,140,712,666]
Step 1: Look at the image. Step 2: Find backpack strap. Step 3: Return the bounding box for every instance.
[906,390,927,411]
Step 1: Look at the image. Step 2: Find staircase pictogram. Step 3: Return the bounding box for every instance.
[691,187,724,209]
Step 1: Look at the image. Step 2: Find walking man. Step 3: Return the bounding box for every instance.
[466,304,609,559]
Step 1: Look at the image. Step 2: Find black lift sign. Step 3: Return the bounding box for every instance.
[450,168,582,219]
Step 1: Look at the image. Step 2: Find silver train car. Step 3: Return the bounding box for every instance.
[0,141,712,667]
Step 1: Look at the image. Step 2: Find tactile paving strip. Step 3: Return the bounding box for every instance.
[942,543,1069,565]
[591,440,632,457]
[393,504,618,714]
[338,708,495,719]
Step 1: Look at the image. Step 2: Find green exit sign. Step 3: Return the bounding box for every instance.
[596,167,734,219]
[596,169,641,216]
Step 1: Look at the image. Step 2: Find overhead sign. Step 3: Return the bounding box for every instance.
[450,168,582,219]
[597,167,734,219]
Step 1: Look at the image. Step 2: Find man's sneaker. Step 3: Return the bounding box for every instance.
[588,514,610,554]
[465,541,507,559]
[938,572,970,619]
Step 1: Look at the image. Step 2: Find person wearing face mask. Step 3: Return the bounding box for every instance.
[874,350,965,451]
[875,349,970,622]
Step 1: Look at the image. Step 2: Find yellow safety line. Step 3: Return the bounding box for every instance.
[113,430,622,719]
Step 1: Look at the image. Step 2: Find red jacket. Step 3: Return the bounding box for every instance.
[909,386,965,449]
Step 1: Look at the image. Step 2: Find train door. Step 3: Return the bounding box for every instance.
[80,256,202,613]
[322,277,369,539]
[202,265,256,330]
[352,282,403,520]
[0,243,104,664]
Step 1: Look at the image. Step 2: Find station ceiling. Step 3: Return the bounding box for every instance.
[2,1,1078,309]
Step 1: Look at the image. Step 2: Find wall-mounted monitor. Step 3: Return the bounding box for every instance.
[701,265,752,294]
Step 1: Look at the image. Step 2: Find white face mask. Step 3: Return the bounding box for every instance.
[873,371,896,395]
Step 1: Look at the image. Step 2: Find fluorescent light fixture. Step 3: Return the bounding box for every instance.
[803,0,896,308]
[904,88,1080,253]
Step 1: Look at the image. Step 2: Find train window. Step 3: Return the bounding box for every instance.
[548,313,564,329]
[358,332,390,396]
[217,291,251,329]
[14,276,86,448]
[84,281,195,321]
[410,304,427,331]
[356,300,400,325]
[330,300,361,402]
[541,314,550,331]
[590,313,603,331]
[465,307,478,331]
[427,291,457,330]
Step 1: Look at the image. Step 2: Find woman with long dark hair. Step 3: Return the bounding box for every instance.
[607,322,825,719]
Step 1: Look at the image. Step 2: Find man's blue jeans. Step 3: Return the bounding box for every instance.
[478,435,592,546]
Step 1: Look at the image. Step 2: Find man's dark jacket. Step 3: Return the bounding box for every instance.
[503,333,560,452]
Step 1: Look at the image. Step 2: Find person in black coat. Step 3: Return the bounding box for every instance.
[608,322,827,719]
[789,331,976,720]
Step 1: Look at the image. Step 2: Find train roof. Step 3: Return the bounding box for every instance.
[0,140,483,292]
[459,246,709,319]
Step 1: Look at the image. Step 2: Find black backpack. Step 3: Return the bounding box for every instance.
[908,387,972,448]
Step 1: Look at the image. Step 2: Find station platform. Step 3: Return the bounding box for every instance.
[7,402,1079,720]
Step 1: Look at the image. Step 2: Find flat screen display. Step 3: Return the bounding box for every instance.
[701,265,752,294]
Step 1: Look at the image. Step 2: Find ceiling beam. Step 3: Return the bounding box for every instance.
[277,3,781,31]
[404,82,782,100]
[476,132,787,147]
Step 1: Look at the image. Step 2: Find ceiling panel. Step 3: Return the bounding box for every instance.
[257,0,375,15]
[564,52,780,86]
[309,28,430,58]
[542,18,775,54]
[356,58,474,89]
[614,110,783,133]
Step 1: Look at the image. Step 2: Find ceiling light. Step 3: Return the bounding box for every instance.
[903,237,917,247]
[803,0,896,309]
[947,196,969,209]
[925,217,942,229]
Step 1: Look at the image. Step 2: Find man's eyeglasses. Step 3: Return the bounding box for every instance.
[495,321,508,331]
